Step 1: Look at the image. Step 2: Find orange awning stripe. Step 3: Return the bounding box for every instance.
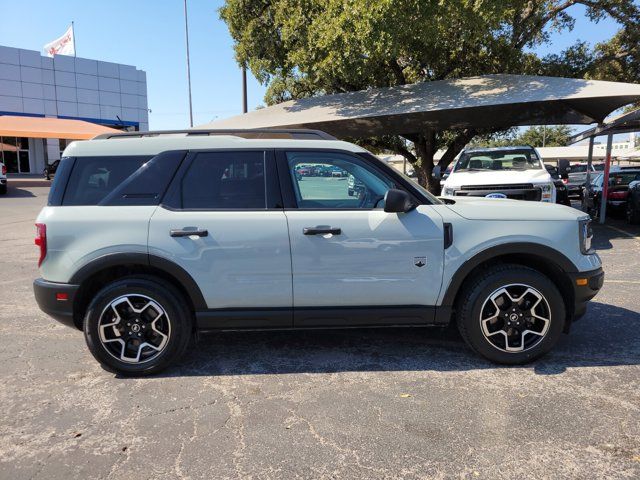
[0,115,120,140]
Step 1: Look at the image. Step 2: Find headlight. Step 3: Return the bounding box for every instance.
[540,183,554,202]
[579,217,593,254]
[443,187,456,196]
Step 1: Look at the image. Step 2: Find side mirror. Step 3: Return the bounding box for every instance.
[384,189,414,213]
[432,165,442,180]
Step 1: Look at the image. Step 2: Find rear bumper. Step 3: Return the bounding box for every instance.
[33,278,79,329]
[569,267,604,319]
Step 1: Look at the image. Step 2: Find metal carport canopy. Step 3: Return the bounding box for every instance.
[196,74,640,137]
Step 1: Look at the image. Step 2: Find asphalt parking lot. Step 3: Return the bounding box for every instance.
[1,181,639,479]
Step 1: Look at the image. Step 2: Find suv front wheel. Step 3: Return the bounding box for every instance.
[456,265,565,364]
[84,276,193,376]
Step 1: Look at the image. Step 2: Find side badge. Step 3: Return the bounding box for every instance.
[414,256,426,268]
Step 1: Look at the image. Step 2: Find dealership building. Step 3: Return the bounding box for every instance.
[0,44,148,175]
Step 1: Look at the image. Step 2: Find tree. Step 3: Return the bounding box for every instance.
[220,0,640,192]
[516,125,573,147]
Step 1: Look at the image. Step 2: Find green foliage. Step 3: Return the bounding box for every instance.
[220,0,640,191]
[517,125,573,147]
[471,126,573,148]
[468,128,518,148]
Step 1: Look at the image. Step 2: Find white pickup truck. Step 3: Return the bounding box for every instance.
[441,146,556,203]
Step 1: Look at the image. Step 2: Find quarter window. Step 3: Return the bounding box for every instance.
[181,151,267,209]
[62,156,150,205]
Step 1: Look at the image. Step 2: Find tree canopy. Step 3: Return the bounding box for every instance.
[220,0,640,191]
[471,125,573,148]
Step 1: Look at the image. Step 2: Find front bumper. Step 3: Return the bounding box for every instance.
[33,278,79,329]
[569,267,604,319]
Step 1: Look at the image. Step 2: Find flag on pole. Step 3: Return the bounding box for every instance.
[43,25,75,57]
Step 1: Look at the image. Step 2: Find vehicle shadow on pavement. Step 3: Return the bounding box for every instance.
[3,187,36,198]
[145,301,639,379]
[592,221,640,251]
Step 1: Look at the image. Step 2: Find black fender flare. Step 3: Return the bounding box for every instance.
[441,242,577,307]
[69,252,207,310]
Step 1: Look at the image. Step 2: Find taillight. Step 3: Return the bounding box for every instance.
[608,190,628,200]
[562,178,568,184]
[1,165,6,175]
[35,223,47,267]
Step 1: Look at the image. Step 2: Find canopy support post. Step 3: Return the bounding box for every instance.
[599,133,614,224]
[584,135,594,209]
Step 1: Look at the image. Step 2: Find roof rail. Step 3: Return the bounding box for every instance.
[93,128,337,141]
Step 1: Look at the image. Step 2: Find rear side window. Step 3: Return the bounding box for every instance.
[180,151,267,209]
[47,156,75,206]
[62,156,151,206]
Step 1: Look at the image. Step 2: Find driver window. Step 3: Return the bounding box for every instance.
[286,151,395,209]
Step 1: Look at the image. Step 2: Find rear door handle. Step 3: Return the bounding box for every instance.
[303,226,341,235]
[170,228,208,238]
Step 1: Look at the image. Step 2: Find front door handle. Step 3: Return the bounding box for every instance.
[170,228,209,238]
[303,226,341,235]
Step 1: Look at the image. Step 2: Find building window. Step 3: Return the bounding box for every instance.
[0,137,30,174]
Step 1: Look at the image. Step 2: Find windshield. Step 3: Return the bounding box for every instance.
[611,171,640,186]
[454,149,542,172]
[571,165,589,173]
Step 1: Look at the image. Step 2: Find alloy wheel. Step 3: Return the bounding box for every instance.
[98,294,171,364]
[479,284,551,353]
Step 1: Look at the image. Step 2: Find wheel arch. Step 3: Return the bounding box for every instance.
[70,253,207,329]
[442,243,577,327]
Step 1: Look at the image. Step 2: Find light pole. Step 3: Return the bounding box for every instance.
[183,0,194,127]
[242,66,248,114]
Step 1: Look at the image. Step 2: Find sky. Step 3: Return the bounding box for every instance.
[0,1,629,132]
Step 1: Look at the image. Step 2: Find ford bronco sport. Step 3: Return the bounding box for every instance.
[34,129,603,375]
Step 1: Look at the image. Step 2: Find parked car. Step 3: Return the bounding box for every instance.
[441,146,556,202]
[581,169,640,218]
[34,129,603,375]
[44,160,60,180]
[545,165,571,206]
[627,179,640,224]
[565,163,604,198]
[347,174,365,196]
[0,161,6,194]
[439,165,453,186]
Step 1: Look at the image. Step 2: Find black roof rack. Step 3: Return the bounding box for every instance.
[93,128,337,141]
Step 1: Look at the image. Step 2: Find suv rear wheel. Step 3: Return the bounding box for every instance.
[456,264,565,364]
[83,276,193,376]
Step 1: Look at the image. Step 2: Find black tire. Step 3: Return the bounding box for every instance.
[84,276,193,376]
[0,184,6,195]
[456,264,565,365]
[626,203,640,224]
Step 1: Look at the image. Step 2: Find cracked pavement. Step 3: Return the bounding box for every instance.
[1,181,639,479]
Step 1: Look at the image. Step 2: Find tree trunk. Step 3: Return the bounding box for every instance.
[410,128,478,195]
[408,130,441,195]
[438,128,478,172]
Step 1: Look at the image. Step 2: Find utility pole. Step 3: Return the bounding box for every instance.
[242,66,248,114]
[183,0,194,127]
